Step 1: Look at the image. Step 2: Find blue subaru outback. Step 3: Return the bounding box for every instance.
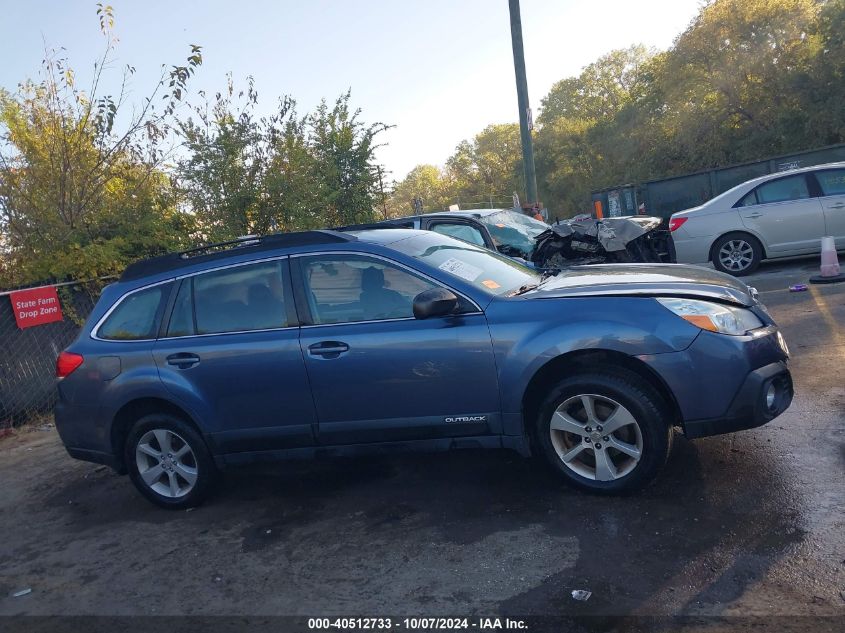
[55,229,793,508]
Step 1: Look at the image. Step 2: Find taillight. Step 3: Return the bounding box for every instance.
[668,217,688,232]
[56,351,84,378]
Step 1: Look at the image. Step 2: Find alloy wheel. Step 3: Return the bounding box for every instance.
[718,239,754,272]
[135,429,198,498]
[549,394,643,481]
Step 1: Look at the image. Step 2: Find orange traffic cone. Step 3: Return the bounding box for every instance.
[810,236,845,284]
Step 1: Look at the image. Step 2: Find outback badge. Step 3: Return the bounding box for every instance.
[444,415,487,423]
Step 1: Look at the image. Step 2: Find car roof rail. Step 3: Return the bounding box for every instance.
[120,230,355,281]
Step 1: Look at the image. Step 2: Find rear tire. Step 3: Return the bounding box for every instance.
[711,232,762,276]
[535,372,672,494]
[125,413,216,509]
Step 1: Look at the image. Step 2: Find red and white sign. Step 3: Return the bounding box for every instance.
[9,286,64,329]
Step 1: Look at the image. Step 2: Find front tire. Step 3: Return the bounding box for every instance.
[711,232,762,276]
[535,372,672,493]
[125,413,216,509]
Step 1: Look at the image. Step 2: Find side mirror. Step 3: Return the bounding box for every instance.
[413,288,459,319]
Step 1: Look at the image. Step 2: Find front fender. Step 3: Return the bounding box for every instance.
[486,296,701,415]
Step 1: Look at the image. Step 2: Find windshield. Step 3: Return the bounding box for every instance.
[476,210,549,258]
[388,231,541,296]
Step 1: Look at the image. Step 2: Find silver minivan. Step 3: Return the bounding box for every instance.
[670,162,845,275]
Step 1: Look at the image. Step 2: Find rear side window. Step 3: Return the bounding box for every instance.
[755,175,810,204]
[166,260,289,336]
[815,169,845,196]
[98,284,169,340]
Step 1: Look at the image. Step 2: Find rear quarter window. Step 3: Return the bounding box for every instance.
[736,190,758,207]
[97,284,169,340]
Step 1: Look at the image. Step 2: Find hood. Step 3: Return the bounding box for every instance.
[525,263,755,306]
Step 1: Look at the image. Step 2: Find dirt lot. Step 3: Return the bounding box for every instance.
[0,259,843,628]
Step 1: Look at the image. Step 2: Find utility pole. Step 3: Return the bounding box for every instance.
[508,0,538,206]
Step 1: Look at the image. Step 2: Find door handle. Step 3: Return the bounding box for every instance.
[828,202,845,209]
[308,341,349,358]
[166,352,200,369]
[744,212,762,218]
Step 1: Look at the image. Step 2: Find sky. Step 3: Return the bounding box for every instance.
[0,0,704,182]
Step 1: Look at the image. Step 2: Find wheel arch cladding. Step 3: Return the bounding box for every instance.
[521,349,682,442]
[111,397,203,469]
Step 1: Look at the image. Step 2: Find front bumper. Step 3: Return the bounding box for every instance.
[683,361,793,439]
[638,325,792,439]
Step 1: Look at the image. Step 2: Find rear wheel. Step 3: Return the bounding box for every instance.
[535,372,672,493]
[125,413,216,509]
[711,232,762,276]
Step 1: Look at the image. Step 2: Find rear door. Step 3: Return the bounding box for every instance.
[293,252,501,446]
[152,258,318,454]
[812,168,845,249]
[737,173,825,254]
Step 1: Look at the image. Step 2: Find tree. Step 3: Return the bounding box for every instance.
[532,0,844,215]
[177,76,285,241]
[386,164,450,216]
[800,0,845,144]
[660,0,823,169]
[534,117,595,215]
[177,86,390,239]
[308,91,391,227]
[539,45,654,125]
[0,4,201,285]
[442,124,523,208]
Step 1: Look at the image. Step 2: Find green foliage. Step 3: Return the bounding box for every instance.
[539,45,654,124]
[308,91,391,227]
[177,85,389,239]
[1,5,389,284]
[387,164,452,216]
[0,5,201,286]
[534,0,842,214]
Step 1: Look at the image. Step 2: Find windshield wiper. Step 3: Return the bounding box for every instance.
[508,282,539,296]
[508,269,559,296]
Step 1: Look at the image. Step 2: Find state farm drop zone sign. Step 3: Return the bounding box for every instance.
[9,286,64,329]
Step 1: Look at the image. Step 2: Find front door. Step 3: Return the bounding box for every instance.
[813,168,845,250]
[293,253,501,446]
[739,173,825,254]
[153,258,317,454]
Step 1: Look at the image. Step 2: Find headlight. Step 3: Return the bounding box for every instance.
[657,297,763,335]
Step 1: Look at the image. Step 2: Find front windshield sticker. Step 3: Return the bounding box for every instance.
[482,279,501,289]
[438,257,484,282]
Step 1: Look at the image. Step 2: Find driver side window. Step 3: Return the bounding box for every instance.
[299,255,438,324]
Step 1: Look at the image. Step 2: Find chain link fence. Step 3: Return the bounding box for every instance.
[0,281,101,428]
